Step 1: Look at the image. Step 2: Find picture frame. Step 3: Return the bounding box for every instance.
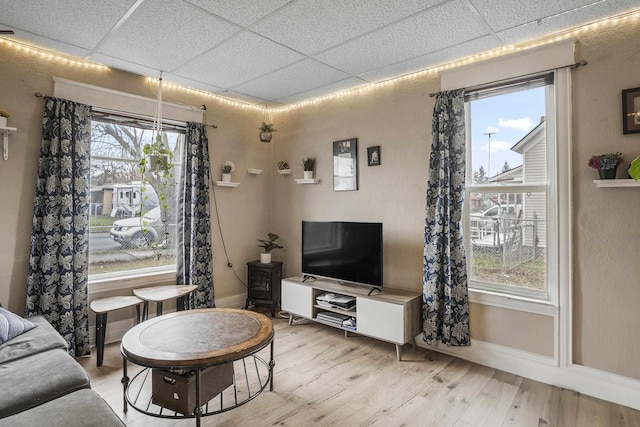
[333,138,358,191]
[367,146,381,166]
[622,86,640,134]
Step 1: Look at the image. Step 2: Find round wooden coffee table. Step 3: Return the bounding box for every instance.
[121,308,274,426]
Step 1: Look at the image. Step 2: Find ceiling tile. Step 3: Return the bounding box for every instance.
[90,53,162,79]
[496,1,640,45]
[0,0,136,49]
[251,0,448,55]
[314,0,490,76]
[232,59,352,101]
[470,0,600,32]
[185,0,293,26]
[97,0,239,72]
[173,31,304,88]
[357,35,502,84]
[275,77,366,104]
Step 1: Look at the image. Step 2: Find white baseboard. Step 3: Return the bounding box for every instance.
[416,338,640,411]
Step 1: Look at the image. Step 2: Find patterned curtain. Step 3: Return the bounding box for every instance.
[422,89,470,347]
[177,122,214,308]
[25,97,92,356]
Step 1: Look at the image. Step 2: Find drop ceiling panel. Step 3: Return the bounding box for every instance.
[251,0,448,55]
[314,0,491,76]
[470,0,603,32]
[0,0,135,49]
[174,31,305,88]
[496,1,640,45]
[275,77,366,104]
[358,35,502,84]
[97,0,240,71]
[185,0,293,27]
[232,59,353,101]
[1,1,637,105]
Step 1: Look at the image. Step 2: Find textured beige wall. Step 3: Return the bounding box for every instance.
[0,43,269,314]
[269,73,556,357]
[2,15,640,381]
[572,19,640,379]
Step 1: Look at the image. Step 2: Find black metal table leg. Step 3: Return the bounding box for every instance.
[96,312,107,367]
[121,357,129,413]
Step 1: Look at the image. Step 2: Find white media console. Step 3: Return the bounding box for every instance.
[281,276,422,361]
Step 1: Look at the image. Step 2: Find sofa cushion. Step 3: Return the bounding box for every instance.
[0,308,38,345]
[0,348,90,418]
[0,389,125,427]
[0,315,68,364]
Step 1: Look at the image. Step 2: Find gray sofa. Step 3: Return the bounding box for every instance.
[0,315,124,426]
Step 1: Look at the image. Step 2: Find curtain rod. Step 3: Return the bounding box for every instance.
[34,92,217,128]
[428,60,588,97]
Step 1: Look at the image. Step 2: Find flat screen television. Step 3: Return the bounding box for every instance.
[301,221,383,289]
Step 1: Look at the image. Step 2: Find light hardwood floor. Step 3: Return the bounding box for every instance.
[77,311,640,427]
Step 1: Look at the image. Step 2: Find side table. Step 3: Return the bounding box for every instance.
[133,285,198,320]
[90,296,143,367]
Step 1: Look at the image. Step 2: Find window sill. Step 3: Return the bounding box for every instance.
[89,268,177,294]
[469,288,556,316]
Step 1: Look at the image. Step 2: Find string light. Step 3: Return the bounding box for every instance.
[2,7,638,115]
[0,37,109,71]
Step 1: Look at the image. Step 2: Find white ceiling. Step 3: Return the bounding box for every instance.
[1,0,639,107]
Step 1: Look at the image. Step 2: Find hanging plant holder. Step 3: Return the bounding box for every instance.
[259,131,273,143]
[148,154,170,172]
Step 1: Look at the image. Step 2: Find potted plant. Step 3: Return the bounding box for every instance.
[630,155,640,180]
[301,157,315,179]
[259,122,277,143]
[257,232,284,263]
[277,161,290,174]
[222,160,235,182]
[138,134,175,258]
[588,152,623,179]
[0,109,9,128]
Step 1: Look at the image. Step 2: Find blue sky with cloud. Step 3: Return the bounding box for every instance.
[468,87,546,178]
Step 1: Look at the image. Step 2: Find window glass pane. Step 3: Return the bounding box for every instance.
[466,85,548,296]
[468,192,546,291]
[88,120,183,277]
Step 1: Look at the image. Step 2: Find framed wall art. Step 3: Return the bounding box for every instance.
[333,138,358,191]
[622,86,640,134]
[367,146,381,166]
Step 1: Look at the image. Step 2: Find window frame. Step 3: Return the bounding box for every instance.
[463,71,568,312]
[88,114,186,292]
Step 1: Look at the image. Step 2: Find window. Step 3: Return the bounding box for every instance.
[464,73,556,301]
[88,115,184,280]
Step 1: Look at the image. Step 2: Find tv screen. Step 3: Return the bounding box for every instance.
[302,221,383,288]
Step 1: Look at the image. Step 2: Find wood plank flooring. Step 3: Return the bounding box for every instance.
[76,312,640,427]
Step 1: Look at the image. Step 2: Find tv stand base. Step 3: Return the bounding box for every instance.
[281,276,421,361]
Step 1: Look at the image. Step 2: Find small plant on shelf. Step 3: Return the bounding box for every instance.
[301,157,315,171]
[222,160,235,174]
[0,109,9,118]
[588,152,622,170]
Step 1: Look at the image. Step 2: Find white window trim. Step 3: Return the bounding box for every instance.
[53,77,204,123]
[68,80,193,294]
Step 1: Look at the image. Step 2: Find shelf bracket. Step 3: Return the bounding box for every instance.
[1,127,17,160]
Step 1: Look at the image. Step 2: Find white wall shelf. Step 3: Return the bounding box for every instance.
[277,169,291,175]
[294,178,319,184]
[1,126,18,161]
[247,169,262,174]
[215,181,240,187]
[593,179,640,187]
